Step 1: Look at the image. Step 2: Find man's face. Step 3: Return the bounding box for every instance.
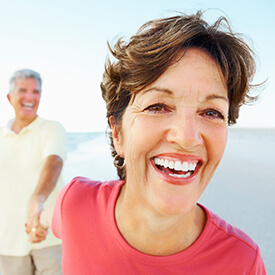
[7,78,41,122]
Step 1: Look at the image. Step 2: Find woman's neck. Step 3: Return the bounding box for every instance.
[115,184,206,256]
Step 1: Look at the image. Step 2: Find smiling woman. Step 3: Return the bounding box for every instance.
[51,11,266,274]
[111,49,229,221]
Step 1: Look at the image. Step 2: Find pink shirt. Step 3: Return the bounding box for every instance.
[52,177,266,274]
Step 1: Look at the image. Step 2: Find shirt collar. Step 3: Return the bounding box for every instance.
[3,116,42,136]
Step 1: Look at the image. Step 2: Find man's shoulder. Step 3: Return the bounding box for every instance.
[37,117,65,129]
[33,117,66,140]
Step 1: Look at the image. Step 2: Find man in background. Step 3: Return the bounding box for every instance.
[0,69,66,275]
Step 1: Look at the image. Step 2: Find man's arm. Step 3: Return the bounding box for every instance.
[26,155,63,241]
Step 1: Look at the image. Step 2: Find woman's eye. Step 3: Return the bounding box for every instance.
[203,109,224,119]
[145,103,169,114]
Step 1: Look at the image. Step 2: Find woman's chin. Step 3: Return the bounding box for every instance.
[146,182,200,217]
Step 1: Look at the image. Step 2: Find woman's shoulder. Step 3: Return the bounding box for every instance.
[199,205,266,273]
[199,204,264,268]
[202,205,258,250]
[66,176,122,189]
[59,177,123,204]
[52,177,123,239]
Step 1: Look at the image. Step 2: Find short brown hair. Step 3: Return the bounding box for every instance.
[101,11,259,179]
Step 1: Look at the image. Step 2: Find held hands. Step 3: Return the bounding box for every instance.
[25,195,48,243]
[25,222,48,243]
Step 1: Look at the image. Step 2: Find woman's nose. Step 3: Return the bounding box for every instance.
[166,110,203,151]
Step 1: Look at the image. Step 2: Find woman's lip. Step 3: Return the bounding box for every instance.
[150,157,202,186]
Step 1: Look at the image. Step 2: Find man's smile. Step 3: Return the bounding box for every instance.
[22,102,35,108]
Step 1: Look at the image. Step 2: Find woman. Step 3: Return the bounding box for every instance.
[52,11,266,274]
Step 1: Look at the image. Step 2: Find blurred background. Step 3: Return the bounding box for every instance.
[0,0,274,132]
[0,0,274,273]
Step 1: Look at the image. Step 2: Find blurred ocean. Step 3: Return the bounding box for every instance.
[64,128,275,183]
[63,131,117,184]
[67,128,275,151]
[65,128,275,172]
[67,132,104,152]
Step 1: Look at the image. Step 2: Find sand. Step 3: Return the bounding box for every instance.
[199,128,275,274]
[52,128,275,273]
[1,129,272,274]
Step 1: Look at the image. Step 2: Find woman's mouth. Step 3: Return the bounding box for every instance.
[153,157,201,181]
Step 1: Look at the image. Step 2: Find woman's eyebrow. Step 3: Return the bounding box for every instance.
[204,94,229,103]
[141,87,173,95]
[141,88,228,103]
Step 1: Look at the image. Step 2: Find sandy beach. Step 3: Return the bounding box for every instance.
[199,128,275,274]
[1,128,272,274]
[62,128,275,273]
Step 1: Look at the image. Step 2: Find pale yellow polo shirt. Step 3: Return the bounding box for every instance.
[0,116,66,256]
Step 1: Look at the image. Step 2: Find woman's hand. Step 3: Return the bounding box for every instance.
[25,222,48,243]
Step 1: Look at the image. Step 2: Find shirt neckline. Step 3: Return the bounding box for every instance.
[107,180,212,265]
[4,116,42,136]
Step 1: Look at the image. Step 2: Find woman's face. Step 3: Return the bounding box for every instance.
[112,48,229,216]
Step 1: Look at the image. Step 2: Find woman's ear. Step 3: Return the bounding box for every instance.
[109,116,122,155]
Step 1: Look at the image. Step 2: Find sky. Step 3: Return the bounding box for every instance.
[0,0,274,132]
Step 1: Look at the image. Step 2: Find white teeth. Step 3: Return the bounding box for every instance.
[163,159,169,168]
[174,161,182,171]
[182,162,188,171]
[169,172,191,178]
[168,161,174,169]
[23,103,34,108]
[154,157,198,173]
[189,163,196,171]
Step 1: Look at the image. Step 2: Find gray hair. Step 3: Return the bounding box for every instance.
[9,69,42,94]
